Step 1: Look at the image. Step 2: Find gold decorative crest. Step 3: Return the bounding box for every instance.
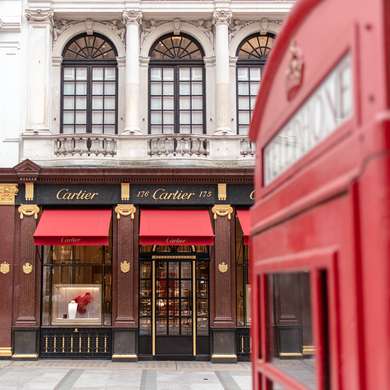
[218,262,229,273]
[22,262,33,274]
[212,204,234,220]
[18,204,40,219]
[115,204,136,219]
[120,260,130,273]
[0,184,18,205]
[0,261,10,275]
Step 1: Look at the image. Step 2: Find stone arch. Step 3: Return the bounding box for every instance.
[53,21,126,59]
[141,22,213,58]
[230,20,281,58]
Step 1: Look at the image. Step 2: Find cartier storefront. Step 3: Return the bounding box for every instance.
[0,160,252,362]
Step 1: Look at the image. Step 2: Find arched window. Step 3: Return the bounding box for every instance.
[149,33,205,135]
[61,33,118,135]
[236,32,275,135]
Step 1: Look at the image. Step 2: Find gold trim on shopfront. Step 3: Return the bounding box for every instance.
[211,354,238,359]
[152,255,196,260]
[0,184,18,205]
[112,354,137,359]
[217,183,227,201]
[115,204,136,219]
[152,260,156,356]
[121,183,130,201]
[279,352,303,357]
[25,182,34,201]
[12,353,38,359]
[302,345,315,355]
[120,260,130,273]
[18,204,40,219]
[0,261,10,275]
[218,262,228,273]
[212,204,233,220]
[0,347,12,357]
[22,262,33,274]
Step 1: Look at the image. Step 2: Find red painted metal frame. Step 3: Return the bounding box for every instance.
[249,0,390,389]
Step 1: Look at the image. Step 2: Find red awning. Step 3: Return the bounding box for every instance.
[33,209,112,246]
[139,209,214,246]
[237,210,250,245]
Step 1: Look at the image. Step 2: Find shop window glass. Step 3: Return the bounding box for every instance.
[42,245,112,327]
[266,271,316,389]
[149,33,205,135]
[236,32,275,135]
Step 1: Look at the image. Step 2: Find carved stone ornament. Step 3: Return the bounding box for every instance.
[218,262,229,273]
[212,204,234,220]
[25,8,54,23]
[0,184,18,205]
[120,260,130,273]
[23,262,33,275]
[18,204,40,219]
[122,10,142,25]
[0,261,10,275]
[213,10,232,26]
[115,204,136,219]
[286,40,304,101]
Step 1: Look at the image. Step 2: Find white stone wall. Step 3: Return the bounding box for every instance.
[0,0,294,168]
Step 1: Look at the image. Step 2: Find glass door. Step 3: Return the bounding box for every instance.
[154,260,195,357]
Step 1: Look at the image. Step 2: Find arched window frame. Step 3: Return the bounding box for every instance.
[148,33,206,135]
[236,32,275,135]
[61,32,118,135]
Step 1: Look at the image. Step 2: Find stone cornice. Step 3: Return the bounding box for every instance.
[0,16,21,32]
[25,8,53,24]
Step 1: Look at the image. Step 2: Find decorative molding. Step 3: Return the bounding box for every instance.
[14,159,41,182]
[115,204,136,219]
[25,8,53,24]
[18,204,40,219]
[122,10,142,26]
[25,182,34,201]
[0,16,21,32]
[121,183,130,201]
[101,19,126,42]
[217,183,227,201]
[52,19,78,42]
[213,10,232,26]
[218,262,229,273]
[0,184,18,205]
[0,262,10,275]
[22,262,33,275]
[120,260,130,273]
[212,204,233,220]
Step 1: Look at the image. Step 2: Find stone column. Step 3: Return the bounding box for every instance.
[0,184,18,359]
[122,10,142,134]
[25,9,53,133]
[213,10,232,134]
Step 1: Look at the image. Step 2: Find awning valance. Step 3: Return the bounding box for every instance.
[139,209,214,246]
[33,209,112,246]
[237,210,250,245]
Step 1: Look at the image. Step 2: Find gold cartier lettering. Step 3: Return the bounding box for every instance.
[250,190,255,200]
[152,188,196,201]
[56,189,99,201]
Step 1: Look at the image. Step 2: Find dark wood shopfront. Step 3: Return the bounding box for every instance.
[0,160,252,361]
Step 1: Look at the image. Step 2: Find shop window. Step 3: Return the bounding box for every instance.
[148,33,205,135]
[42,245,112,326]
[236,32,275,135]
[61,33,118,135]
[266,271,316,390]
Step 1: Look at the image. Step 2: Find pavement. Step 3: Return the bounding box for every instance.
[0,360,251,390]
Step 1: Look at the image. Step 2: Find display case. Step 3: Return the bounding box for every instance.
[51,284,102,325]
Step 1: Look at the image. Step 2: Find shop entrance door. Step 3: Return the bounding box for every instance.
[139,258,210,359]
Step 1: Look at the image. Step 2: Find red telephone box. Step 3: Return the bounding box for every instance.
[249,0,390,389]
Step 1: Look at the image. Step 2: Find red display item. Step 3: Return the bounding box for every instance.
[139,209,214,246]
[249,0,390,389]
[33,209,112,246]
[74,292,93,314]
[237,210,250,245]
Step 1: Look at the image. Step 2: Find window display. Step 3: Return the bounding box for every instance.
[51,284,102,325]
[42,245,112,327]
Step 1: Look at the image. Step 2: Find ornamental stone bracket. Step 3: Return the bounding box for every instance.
[18,204,40,220]
[212,204,234,220]
[115,204,137,220]
[0,184,19,206]
[25,8,54,24]
[213,10,232,26]
[122,10,142,25]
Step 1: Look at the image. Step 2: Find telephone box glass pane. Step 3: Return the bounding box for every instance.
[267,272,316,390]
